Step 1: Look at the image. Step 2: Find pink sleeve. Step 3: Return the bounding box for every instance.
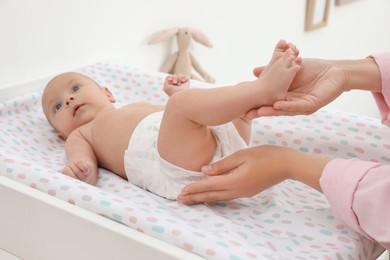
[320,160,390,250]
[320,53,390,250]
[371,53,390,126]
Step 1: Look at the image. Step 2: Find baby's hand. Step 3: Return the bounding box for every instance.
[61,158,92,182]
[163,74,190,97]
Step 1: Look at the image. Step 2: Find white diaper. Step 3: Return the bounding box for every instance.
[124,111,248,200]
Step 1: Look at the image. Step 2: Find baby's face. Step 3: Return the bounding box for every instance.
[42,72,115,139]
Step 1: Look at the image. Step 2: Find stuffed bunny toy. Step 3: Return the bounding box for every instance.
[148,27,215,83]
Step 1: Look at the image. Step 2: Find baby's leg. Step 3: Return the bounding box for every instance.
[158,49,300,172]
[233,46,301,143]
[234,40,300,143]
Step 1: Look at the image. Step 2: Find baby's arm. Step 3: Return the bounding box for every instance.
[62,130,98,185]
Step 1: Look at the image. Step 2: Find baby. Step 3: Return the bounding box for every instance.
[41,40,300,199]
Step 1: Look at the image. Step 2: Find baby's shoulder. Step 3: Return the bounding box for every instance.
[67,125,92,142]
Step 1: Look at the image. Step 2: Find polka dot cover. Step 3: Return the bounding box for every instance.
[1,62,389,259]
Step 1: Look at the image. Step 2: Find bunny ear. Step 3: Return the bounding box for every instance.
[190,28,213,48]
[147,28,179,44]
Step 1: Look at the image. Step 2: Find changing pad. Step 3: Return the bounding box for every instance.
[1,62,389,259]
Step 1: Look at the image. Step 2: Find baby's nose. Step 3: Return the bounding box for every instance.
[65,96,74,106]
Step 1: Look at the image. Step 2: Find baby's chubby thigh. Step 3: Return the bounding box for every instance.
[157,108,217,172]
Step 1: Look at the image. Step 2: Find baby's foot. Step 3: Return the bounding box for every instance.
[163,74,190,97]
[267,39,300,68]
[256,49,300,104]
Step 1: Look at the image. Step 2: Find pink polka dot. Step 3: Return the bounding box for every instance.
[271,230,282,234]
[337,236,351,243]
[336,224,346,229]
[4,159,15,163]
[313,148,322,154]
[21,162,32,167]
[147,217,158,223]
[228,205,240,210]
[206,249,215,256]
[30,183,37,189]
[229,240,242,246]
[17,173,26,179]
[172,229,181,236]
[354,147,365,153]
[183,242,193,251]
[293,139,301,145]
[136,227,144,233]
[267,242,277,252]
[304,222,315,228]
[246,252,257,258]
[48,189,56,196]
[129,216,138,223]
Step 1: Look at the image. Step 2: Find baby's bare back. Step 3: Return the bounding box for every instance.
[80,102,164,178]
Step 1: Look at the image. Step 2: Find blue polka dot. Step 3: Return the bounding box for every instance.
[320,229,333,236]
[152,225,164,233]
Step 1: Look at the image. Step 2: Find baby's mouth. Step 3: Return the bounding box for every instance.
[73,104,84,116]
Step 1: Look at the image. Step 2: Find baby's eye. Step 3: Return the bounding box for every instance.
[55,103,62,112]
[72,85,80,93]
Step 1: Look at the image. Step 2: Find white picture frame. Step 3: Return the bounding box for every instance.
[305,0,331,31]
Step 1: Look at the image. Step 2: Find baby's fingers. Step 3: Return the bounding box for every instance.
[177,74,189,83]
[61,161,91,181]
[73,160,92,179]
[60,166,77,179]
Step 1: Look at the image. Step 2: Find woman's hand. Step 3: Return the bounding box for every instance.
[177,146,292,204]
[177,145,329,205]
[254,58,347,116]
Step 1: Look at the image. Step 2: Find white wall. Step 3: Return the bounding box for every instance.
[1,0,389,118]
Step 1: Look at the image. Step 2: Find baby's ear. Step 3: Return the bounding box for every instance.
[102,87,116,103]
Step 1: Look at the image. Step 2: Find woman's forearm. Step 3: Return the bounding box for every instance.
[338,57,382,92]
[286,149,330,192]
